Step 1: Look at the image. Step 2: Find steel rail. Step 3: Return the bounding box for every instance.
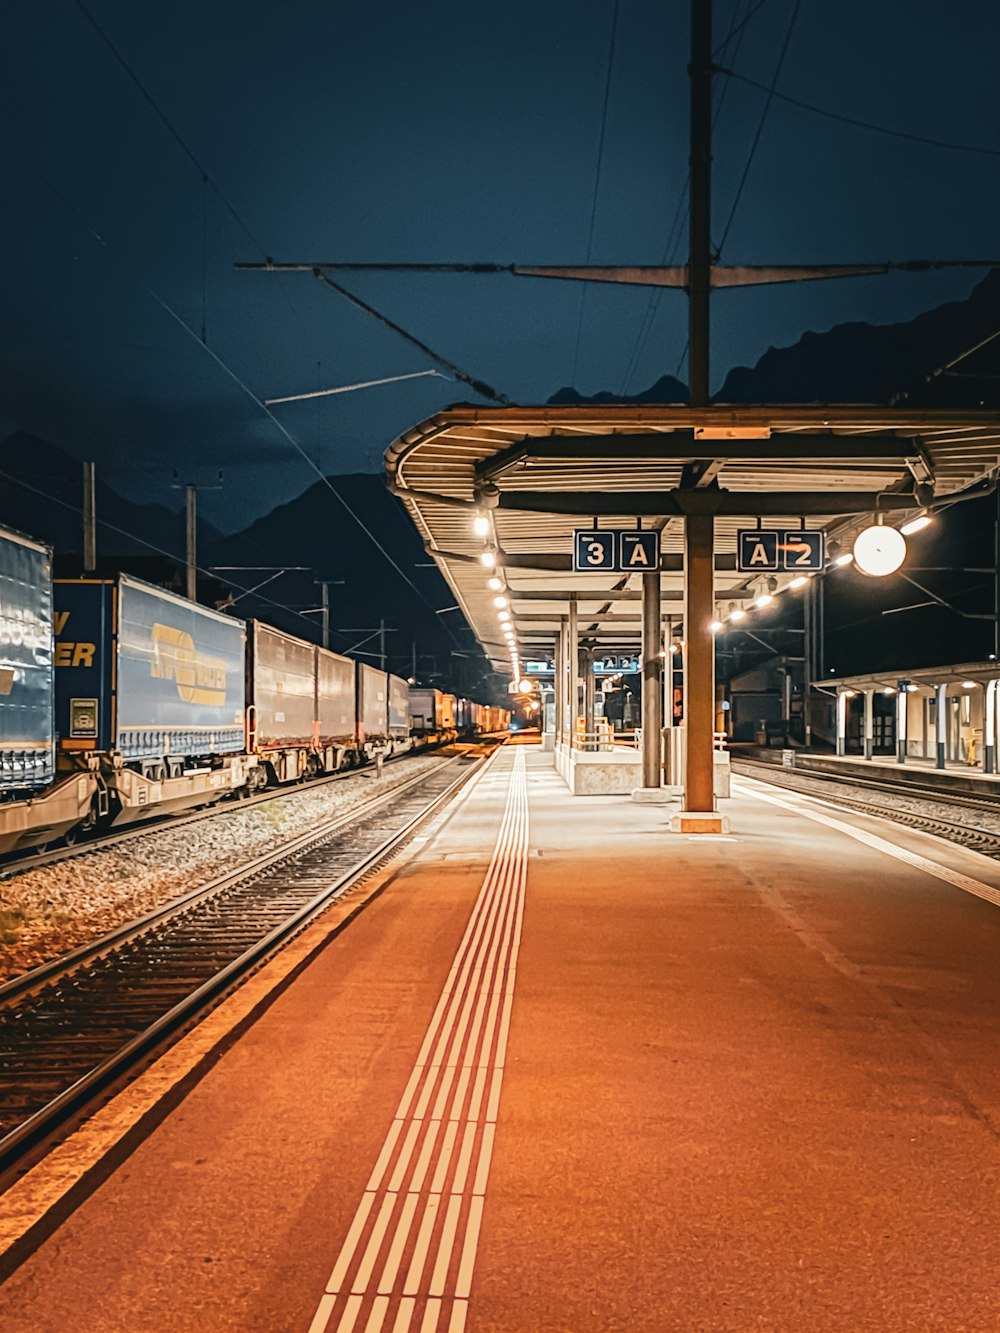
[0,748,424,880]
[733,759,1000,856]
[0,750,490,1176]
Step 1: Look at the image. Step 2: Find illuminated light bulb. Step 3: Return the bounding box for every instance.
[754,594,773,609]
[472,514,490,537]
[844,690,856,698]
[709,619,723,634]
[853,524,906,577]
[487,575,503,591]
[670,642,681,654]
[480,550,496,569]
[962,680,977,689]
[518,678,532,692]
[900,513,932,536]
[883,686,896,695]
[498,610,511,623]
[834,552,853,567]
[729,608,746,622]
[788,575,809,590]
[493,595,508,609]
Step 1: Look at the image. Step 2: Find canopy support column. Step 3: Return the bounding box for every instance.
[863,688,874,760]
[673,514,728,831]
[935,683,948,769]
[986,679,997,775]
[836,691,848,757]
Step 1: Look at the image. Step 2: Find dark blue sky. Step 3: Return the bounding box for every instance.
[3,0,999,530]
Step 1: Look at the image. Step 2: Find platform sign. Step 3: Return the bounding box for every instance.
[574,530,616,572]
[573,529,660,573]
[737,530,779,571]
[737,529,825,572]
[619,531,659,571]
[779,530,825,571]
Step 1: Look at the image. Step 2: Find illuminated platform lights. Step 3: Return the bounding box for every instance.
[710,514,932,632]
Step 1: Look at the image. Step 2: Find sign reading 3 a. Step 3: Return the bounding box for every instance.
[737,529,825,573]
[573,529,660,573]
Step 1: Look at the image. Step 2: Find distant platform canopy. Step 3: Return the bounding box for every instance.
[384,404,1000,675]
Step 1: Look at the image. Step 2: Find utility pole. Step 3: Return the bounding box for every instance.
[185,485,197,601]
[173,471,223,603]
[82,461,97,574]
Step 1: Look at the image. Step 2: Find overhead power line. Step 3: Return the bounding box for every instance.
[716,0,803,259]
[310,270,509,405]
[716,66,1000,159]
[24,161,463,647]
[570,0,621,386]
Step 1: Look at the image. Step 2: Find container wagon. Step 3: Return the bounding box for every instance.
[53,575,249,824]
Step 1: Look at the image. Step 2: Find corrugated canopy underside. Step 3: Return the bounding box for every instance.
[384,405,1000,675]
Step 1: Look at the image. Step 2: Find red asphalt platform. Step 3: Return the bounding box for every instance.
[3,740,1000,1331]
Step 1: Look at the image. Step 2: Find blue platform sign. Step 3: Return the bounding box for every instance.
[573,529,660,573]
[737,529,825,573]
[619,531,659,571]
[737,530,779,571]
[573,530,616,571]
[778,530,825,571]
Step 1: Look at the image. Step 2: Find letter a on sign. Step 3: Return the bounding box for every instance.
[620,531,659,570]
[737,530,779,572]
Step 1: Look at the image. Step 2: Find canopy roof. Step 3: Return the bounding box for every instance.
[385,404,1000,676]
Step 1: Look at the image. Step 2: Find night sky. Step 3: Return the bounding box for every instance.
[3,1,1000,531]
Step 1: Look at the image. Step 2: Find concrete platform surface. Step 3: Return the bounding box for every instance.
[3,744,1000,1331]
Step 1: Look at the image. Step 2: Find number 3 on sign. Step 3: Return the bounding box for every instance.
[587,540,606,566]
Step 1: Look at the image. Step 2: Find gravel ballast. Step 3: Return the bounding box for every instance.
[0,752,458,983]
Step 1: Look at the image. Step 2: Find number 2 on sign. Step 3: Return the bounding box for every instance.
[786,540,813,566]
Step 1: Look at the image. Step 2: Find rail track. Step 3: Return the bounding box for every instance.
[0,748,488,1179]
[0,746,429,880]
[733,757,1000,857]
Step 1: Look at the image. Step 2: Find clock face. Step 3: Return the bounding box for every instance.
[852,525,906,577]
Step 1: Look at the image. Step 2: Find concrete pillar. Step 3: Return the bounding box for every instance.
[935,682,948,768]
[673,513,727,831]
[836,691,848,757]
[583,649,595,747]
[567,599,578,746]
[863,688,874,760]
[553,627,564,747]
[663,617,674,732]
[896,682,908,764]
[641,569,662,788]
[985,679,997,775]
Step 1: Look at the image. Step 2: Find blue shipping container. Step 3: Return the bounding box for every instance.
[0,526,54,790]
[55,576,246,762]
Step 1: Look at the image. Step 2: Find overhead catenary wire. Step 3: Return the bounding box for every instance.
[71,0,295,313]
[716,66,1000,159]
[569,0,621,388]
[0,468,338,640]
[310,270,509,406]
[715,0,803,259]
[24,162,465,651]
[620,0,753,395]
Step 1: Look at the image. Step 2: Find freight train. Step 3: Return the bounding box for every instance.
[0,524,507,855]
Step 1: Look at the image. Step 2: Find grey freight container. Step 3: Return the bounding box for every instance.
[317,646,355,745]
[357,663,389,743]
[248,622,316,749]
[0,526,54,790]
[408,687,443,734]
[387,674,410,740]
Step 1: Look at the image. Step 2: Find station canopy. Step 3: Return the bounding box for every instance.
[384,404,1000,675]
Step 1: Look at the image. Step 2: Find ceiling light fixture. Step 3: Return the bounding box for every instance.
[900,513,932,536]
